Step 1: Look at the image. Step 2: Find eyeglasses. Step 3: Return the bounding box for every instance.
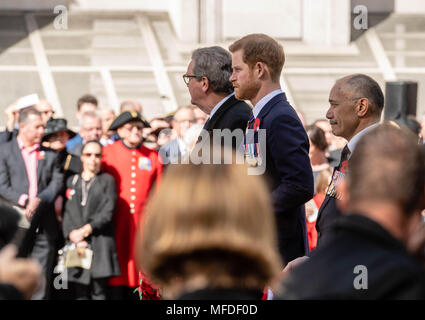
[82,153,102,158]
[182,74,201,85]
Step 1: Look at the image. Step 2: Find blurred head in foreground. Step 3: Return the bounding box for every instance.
[136,151,282,299]
[340,123,425,242]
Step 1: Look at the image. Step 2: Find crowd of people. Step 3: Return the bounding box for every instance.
[0,33,424,300]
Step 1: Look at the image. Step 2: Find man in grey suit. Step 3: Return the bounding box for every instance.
[160,106,195,164]
[0,107,63,299]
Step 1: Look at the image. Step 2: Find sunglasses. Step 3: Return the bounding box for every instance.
[82,153,102,158]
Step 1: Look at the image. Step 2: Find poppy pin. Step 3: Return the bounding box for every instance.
[253,118,261,131]
[340,160,348,174]
[65,188,75,200]
[37,151,45,160]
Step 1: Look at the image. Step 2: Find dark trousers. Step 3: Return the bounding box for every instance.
[73,278,107,300]
[30,232,55,300]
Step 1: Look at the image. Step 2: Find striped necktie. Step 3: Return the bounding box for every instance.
[340,145,351,163]
[247,114,255,130]
[337,145,351,173]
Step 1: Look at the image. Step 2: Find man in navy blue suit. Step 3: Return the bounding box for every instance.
[229,34,314,265]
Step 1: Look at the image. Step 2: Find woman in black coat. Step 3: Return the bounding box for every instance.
[62,140,120,300]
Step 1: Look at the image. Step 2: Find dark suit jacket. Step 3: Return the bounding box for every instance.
[200,95,252,152]
[0,284,24,300]
[315,190,341,248]
[276,214,425,299]
[177,287,263,300]
[256,93,314,264]
[0,129,18,145]
[203,94,252,134]
[0,138,63,240]
[62,172,120,283]
[316,149,344,248]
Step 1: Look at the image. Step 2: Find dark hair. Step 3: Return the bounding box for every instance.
[77,94,98,111]
[307,125,328,152]
[344,74,384,116]
[229,33,285,83]
[348,124,425,215]
[81,140,103,155]
[18,106,41,124]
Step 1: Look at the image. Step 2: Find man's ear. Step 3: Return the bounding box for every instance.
[336,178,349,213]
[256,62,266,79]
[356,98,370,117]
[201,76,210,93]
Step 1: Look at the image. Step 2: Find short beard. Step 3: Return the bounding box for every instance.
[234,78,261,102]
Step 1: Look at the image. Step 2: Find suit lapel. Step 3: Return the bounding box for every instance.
[317,195,331,223]
[316,165,338,224]
[256,92,287,121]
[37,149,45,184]
[204,95,239,130]
[12,139,29,189]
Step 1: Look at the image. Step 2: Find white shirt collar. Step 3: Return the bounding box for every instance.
[177,138,188,155]
[347,122,380,157]
[209,93,234,119]
[252,89,283,118]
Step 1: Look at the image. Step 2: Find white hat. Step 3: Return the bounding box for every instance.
[14,93,40,111]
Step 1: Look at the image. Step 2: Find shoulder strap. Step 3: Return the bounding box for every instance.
[71,174,79,186]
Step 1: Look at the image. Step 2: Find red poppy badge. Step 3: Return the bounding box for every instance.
[65,188,75,200]
[37,151,45,160]
[340,160,348,174]
[253,118,261,131]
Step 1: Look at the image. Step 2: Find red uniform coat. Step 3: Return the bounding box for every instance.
[102,140,162,287]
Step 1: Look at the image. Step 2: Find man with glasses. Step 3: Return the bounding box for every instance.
[159,105,195,164]
[101,111,162,300]
[182,46,251,149]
